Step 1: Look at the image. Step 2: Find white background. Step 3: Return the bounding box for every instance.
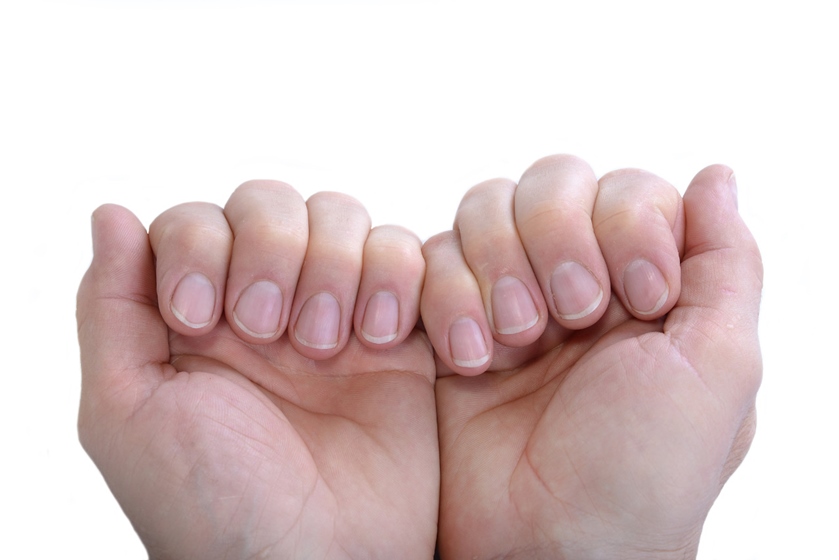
[1,0,836,557]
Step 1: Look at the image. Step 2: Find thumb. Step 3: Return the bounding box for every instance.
[77,204,169,431]
[664,165,763,402]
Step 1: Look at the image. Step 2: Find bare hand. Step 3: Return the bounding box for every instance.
[422,156,762,559]
[77,182,438,559]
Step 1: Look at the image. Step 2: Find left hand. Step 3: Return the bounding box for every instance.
[422,155,763,559]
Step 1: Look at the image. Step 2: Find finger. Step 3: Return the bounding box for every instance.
[665,166,763,401]
[593,169,685,320]
[421,231,493,376]
[223,180,308,343]
[77,205,169,438]
[148,202,232,336]
[514,155,610,328]
[288,192,371,359]
[354,225,424,349]
[454,178,547,346]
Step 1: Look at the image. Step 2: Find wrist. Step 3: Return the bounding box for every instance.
[507,532,701,560]
[569,531,701,560]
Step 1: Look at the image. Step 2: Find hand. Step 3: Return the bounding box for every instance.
[421,156,763,559]
[77,182,439,559]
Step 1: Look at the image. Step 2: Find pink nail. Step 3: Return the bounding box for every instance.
[491,276,538,334]
[550,262,603,320]
[623,259,668,315]
[729,172,739,210]
[233,281,283,338]
[171,272,215,328]
[361,291,399,344]
[295,292,341,349]
[449,318,489,369]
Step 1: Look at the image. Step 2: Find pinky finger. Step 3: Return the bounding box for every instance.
[421,231,493,376]
[354,225,425,349]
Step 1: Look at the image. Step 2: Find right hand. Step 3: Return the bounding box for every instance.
[77,181,439,559]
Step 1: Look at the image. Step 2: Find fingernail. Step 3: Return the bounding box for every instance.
[550,262,603,320]
[449,318,489,369]
[623,259,668,315]
[491,276,538,334]
[171,272,216,328]
[233,281,283,338]
[295,292,341,349]
[728,172,739,210]
[90,212,98,257]
[361,291,399,344]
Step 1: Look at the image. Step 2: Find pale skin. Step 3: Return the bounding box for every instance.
[77,155,762,559]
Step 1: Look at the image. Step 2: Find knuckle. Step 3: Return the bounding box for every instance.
[455,178,516,230]
[225,180,305,223]
[308,190,365,212]
[178,223,232,254]
[421,230,459,258]
[151,203,230,250]
[238,221,308,256]
[368,224,421,246]
[368,237,419,262]
[522,154,593,179]
[366,228,422,264]
[232,179,297,199]
[518,198,592,237]
[308,191,371,230]
[459,178,516,210]
[599,167,650,184]
[594,172,682,231]
[598,168,678,200]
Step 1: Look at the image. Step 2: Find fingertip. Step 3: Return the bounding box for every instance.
[355,224,425,350]
[307,190,372,229]
[667,165,762,400]
[515,154,608,331]
[169,272,217,329]
[594,168,684,321]
[622,259,671,317]
[78,203,167,407]
[448,317,492,375]
[549,261,608,327]
[729,173,739,210]
[89,204,143,262]
[520,153,595,180]
[490,275,540,336]
[293,291,343,353]
[230,280,285,342]
[148,203,231,337]
[420,231,492,376]
[289,191,371,359]
[688,164,739,213]
[223,181,308,344]
[682,164,756,266]
[82,205,151,314]
[359,290,400,346]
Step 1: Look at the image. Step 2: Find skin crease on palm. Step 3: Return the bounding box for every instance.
[77,155,762,559]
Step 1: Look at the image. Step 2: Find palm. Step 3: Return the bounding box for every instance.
[87,316,439,559]
[436,296,753,558]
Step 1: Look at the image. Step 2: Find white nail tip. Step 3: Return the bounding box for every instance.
[453,353,490,369]
[172,307,212,329]
[496,314,539,335]
[233,313,276,339]
[557,288,604,321]
[361,330,398,345]
[294,329,339,350]
[633,287,669,316]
